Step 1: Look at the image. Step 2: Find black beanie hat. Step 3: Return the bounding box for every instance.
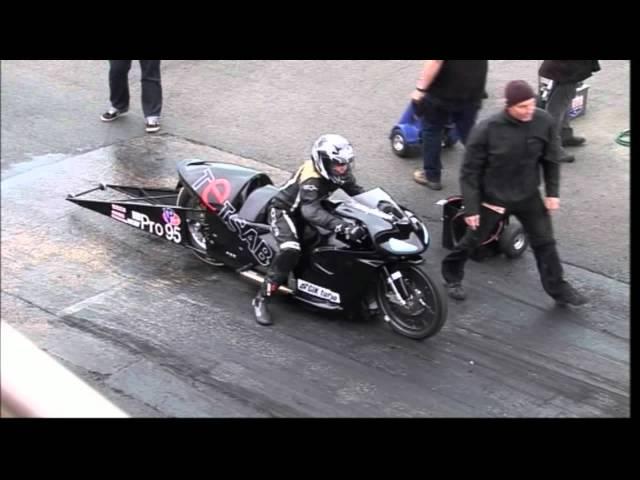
[505,80,536,107]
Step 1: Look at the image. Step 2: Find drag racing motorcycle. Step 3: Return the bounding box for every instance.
[67,160,447,340]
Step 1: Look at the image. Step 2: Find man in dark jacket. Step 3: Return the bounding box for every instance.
[441,80,587,306]
[252,134,366,326]
[411,60,488,190]
[539,60,601,162]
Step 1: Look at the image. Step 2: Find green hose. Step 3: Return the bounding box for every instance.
[615,129,630,147]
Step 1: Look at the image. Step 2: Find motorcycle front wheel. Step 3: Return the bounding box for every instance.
[376,265,448,340]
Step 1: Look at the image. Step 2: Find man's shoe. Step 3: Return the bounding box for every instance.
[145,116,161,133]
[446,282,467,301]
[413,170,442,190]
[252,294,273,325]
[554,285,588,306]
[558,155,575,163]
[100,107,128,122]
[562,136,586,147]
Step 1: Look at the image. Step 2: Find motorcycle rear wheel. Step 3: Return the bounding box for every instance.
[176,186,221,265]
[376,265,447,340]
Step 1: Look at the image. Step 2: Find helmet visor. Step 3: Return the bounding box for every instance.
[329,157,354,178]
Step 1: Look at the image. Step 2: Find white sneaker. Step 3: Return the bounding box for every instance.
[100,107,128,122]
[145,116,161,133]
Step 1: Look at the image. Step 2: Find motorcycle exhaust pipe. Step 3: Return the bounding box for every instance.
[239,270,293,295]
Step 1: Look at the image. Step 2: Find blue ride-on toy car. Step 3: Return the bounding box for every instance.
[389,101,459,158]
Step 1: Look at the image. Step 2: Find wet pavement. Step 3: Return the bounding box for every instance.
[1,61,629,417]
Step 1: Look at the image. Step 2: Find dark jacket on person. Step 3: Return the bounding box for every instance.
[460,108,561,216]
[270,160,364,231]
[539,60,600,84]
[427,60,489,108]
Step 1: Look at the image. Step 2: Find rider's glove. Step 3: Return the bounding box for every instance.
[335,223,367,242]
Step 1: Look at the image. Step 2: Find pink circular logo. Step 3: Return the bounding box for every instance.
[162,208,182,226]
[201,177,231,211]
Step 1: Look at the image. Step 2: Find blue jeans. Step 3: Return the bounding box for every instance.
[421,95,480,182]
[109,60,163,118]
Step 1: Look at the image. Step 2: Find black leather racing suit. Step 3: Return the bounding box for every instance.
[265,159,364,286]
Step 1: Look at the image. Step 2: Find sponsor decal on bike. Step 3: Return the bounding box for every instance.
[192,169,231,212]
[110,204,182,244]
[219,201,273,266]
[297,279,341,304]
[110,204,127,222]
[162,208,182,226]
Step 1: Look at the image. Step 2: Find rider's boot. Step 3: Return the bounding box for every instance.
[252,280,277,326]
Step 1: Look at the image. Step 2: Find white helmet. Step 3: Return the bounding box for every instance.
[310,134,355,186]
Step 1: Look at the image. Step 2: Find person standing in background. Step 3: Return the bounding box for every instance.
[538,60,600,163]
[411,60,488,190]
[100,60,163,133]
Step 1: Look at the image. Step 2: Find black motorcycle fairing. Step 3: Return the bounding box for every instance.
[325,188,428,256]
[293,247,382,310]
[204,205,275,269]
[177,160,272,213]
[292,246,425,311]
